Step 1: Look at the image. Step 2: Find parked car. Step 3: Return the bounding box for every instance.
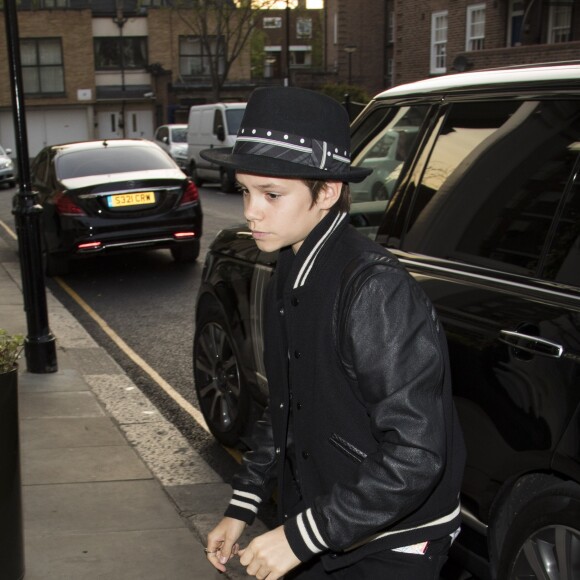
[0,145,16,188]
[193,62,580,580]
[153,124,188,172]
[350,126,419,202]
[186,102,246,193]
[30,139,202,276]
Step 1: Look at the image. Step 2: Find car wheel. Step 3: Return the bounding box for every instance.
[189,162,203,187]
[497,482,580,580]
[170,240,200,263]
[372,182,389,201]
[193,303,250,447]
[220,168,236,193]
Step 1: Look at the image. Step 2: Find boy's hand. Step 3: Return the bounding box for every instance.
[205,517,246,572]
[238,525,301,579]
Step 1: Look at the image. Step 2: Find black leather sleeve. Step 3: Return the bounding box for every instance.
[315,257,447,549]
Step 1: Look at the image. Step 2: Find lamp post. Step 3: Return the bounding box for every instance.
[284,0,291,86]
[4,0,57,375]
[344,45,357,85]
[113,1,127,137]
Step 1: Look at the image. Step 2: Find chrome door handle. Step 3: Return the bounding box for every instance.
[499,330,564,359]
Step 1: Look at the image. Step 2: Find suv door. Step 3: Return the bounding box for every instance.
[372,96,580,577]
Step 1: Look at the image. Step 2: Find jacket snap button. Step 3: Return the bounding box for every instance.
[296,402,302,410]
[276,447,281,454]
[330,553,338,559]
[279,402,284,409]
[279,307,285,315]
[294,350,301,359]
[302,450,309,459]
[291,296,299,306]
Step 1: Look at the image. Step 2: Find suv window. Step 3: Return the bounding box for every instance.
[399,99,580,277]
[542,167,580,286]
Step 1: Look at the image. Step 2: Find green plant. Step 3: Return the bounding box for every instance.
[0,329,24,373]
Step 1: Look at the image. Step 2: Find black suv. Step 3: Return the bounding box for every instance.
[193,63,580,580]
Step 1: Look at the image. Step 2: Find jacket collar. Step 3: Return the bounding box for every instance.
[277,210,348,292]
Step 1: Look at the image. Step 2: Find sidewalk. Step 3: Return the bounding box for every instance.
[0,236,268,579]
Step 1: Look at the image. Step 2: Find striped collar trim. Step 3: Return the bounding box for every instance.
[293,212,348,289]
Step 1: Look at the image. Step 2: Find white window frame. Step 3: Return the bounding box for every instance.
[548,2,572,44]
[430,11,448,75]
[466,4,486,51]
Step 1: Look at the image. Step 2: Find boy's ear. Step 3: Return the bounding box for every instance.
[316,181,342,209]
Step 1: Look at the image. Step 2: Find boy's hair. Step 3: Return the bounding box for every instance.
[304,180,351,213]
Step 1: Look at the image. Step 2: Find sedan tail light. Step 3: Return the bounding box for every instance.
[55,192,86,216]
[180,179,199,206]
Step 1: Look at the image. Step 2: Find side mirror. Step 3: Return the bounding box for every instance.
[162,136,168,144]
[5,148,12,156]
[216,125,225,142]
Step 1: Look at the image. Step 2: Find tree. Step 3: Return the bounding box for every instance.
[166,0,278,101]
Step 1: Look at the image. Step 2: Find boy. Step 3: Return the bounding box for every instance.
[201,87,466,579]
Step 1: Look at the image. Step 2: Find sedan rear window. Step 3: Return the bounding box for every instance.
[56,145,177,179]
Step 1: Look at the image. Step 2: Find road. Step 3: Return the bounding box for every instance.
[0,183,247,481]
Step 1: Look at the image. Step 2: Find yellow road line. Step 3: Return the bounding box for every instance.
[55,276,211,434]
[1,216,242,463]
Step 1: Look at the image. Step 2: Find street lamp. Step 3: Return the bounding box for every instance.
[113,1,127,137]
[344,45,357,85]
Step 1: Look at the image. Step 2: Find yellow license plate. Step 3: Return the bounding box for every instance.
[107,191,155,208]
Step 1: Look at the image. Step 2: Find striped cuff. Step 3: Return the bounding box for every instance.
[284,508,329,562]
[224,489,263,525]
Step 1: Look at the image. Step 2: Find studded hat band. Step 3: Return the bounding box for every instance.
[234,127,351,175]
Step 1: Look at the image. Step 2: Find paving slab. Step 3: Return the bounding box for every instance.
[19,367,89,393]
[23,480,186,534]
[23,528,223,580]
[19,391,104,419]
[22,445,152,485]
[20,417,126,450]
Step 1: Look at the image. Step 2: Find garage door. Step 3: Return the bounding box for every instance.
[0,108,90,159]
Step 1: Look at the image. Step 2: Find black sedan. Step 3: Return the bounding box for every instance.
[29,139,203,276]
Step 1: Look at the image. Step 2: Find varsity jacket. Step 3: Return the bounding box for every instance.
[224,210,466,571]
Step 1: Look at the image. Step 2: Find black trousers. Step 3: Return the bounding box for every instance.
[284,536,451,580]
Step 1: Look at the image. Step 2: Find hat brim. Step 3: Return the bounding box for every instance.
[200,147,372,183]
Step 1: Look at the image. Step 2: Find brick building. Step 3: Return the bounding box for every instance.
[395,0,580,86]
[0,0,577,158]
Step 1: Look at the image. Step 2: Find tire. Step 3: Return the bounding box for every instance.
[497,482,580,580]
[189,162,203,187]
[170,240,200,263]
[220,168,236,193]
[193,302,251,447]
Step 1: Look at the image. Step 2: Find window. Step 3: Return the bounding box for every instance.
[401,100,580,277]
[290,48,312,67]
[466,4,485,51]
[430,11,447,74]
[542,158,580,286]
[508,0,525,46]
[263,17,282,29]
[548,2,572,44]
[94,37,147,70]
[387,10,394,44]
[179,36,225,77]
[20,38,64,95]
[40,0,70,6]
[296,18,312,39]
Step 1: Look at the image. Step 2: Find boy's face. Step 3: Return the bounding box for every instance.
[237,173,338,254]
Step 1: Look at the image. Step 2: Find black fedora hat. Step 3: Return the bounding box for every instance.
[200,87,372,183]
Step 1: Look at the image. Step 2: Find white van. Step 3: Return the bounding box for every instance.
[186,102,246,192]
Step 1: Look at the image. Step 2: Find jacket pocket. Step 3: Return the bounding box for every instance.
[329,433,367,464]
